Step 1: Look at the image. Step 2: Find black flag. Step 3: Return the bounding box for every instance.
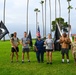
[28,31,33,47]
[54,24,61,51]
[0,21,9,40]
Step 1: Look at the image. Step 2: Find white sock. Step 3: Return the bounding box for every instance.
[28,60,30,61]
[67,59,69,62]
[22,60,24,61]
[62,59,64,62]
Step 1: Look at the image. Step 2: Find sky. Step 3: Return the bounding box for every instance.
[0,0,76,39]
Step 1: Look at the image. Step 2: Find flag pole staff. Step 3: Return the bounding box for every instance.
[26,0,29,33]
[3,0,6,41]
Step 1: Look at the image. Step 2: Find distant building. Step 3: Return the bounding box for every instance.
[71,34,76,37]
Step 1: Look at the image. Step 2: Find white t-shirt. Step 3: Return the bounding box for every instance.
[45,38,54,49]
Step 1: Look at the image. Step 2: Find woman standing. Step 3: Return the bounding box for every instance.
[45,34,54,64]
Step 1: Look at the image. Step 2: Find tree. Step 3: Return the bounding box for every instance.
[40,0,45,38]
[52,17,68,32]
[34,8,40,33]
[67,0,73,38]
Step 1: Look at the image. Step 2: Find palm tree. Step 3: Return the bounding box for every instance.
[34,8,40,32]
[67,0,73,37]
[40,0,44,38]
[3,0,6,41]
[26,0,29,33]
[49,0,52,35]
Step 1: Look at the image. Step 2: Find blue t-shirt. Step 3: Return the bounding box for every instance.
[35,39,44,51]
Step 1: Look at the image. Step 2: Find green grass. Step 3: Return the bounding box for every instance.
[0,40,76,75]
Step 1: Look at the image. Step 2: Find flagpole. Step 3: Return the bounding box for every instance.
[3,0,6,41]
[26,0,29,33]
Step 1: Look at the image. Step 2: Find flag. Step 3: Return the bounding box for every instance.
[54,24,61,51]
[36,25,41,37]
[28,31,33,47]
[0,21,9,40]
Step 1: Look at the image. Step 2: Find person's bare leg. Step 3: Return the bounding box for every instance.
[27,52,30,62]
[16,52,18,62]
[62,54,65,63]
[49,52,52,64]
[46,51,49,63]
[22,52,25,63]
[66,53,69,63]
[11,52,14,62]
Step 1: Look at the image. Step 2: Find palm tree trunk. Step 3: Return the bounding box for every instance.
[55,0,57,19]
[42,3,44,38]
[36,12,38,32]
[68,1,70,25]
[45,0,46,38]
[49,0,52,35]
[3,0,6,41]
[58,0,61,18]
[67,1,71,38]
[26,0,29,33]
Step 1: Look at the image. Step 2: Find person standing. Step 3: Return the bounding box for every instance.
[71,36,76,65]
[34,36,44,63]
[10,32,20,62]
[60,33,71,63]
[44,34,54,64]
[20,32,30,63]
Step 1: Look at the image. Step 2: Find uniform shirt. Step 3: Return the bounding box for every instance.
[11,37,19,47]
[71,42,76,53]
[45,38,54,49]
[35,39,44,51]
[21,37,30,48]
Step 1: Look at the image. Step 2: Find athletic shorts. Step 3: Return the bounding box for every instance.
[22,48,29,52]
[46,49,53,52]
[61,48,69,55]
[11,47,19,52]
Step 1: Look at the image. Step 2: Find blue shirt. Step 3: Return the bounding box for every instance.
[35,39,44,51]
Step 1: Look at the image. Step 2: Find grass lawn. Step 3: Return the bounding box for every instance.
[0,40,76,75]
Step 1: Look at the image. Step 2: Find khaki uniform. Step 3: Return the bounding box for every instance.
[71,42,76,53]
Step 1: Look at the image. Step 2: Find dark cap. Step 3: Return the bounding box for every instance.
[37,36,41,38]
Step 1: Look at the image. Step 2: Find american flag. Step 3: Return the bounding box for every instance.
[36,25,41,37]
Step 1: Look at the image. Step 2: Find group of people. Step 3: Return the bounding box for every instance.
[10,32,76,65]
[10,32,30,63]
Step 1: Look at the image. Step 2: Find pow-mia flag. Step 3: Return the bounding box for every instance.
[54,24,61,51]
[0,21,9,40]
